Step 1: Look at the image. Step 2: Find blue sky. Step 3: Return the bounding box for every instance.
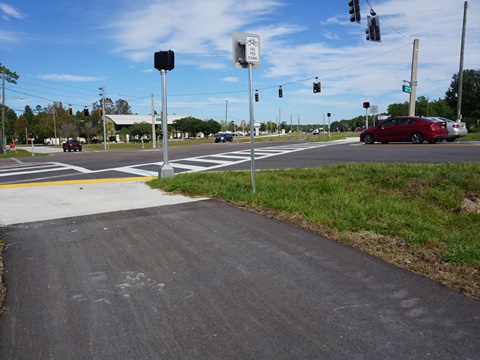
[2,0,479,125]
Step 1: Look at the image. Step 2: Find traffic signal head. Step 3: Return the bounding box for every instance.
[349,0,361,23]
[154,50,175,71]
[255,91,259,102]
[363,102,370,109]
[365,15,381,42]
[327,113,331,117]
[278,86,283,98]
[99,108,103,116]
[313,81,321,93]
[68,107,73,116]
[83,108,90,116]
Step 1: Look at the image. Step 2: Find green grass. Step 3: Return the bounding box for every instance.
[0,149,48,158]
[147,163,480,268]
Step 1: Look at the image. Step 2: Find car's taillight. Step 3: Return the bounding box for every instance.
[453,124,459,128]
[431,121,446,129]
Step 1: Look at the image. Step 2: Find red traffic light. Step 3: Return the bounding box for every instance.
[363,102,370,109]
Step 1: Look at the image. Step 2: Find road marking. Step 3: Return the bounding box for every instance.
[0,140,355,182]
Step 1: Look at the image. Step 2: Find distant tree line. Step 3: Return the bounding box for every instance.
[1,64,479,150]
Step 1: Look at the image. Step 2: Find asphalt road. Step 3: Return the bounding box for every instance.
[2,139,480,184]
[1,199,479,359]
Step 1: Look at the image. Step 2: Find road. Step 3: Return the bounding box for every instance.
[1,138,479,184]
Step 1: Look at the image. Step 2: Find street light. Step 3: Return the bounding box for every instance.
[99,87,107,150]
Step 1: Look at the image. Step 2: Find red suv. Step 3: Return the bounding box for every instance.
[62,139,83,152]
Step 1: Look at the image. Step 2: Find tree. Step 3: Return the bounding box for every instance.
[13,115,29,143]
[445,69,480,129]
[1,64,20,152]
[115,99,133,115]
[129,122,151,139]
[202,119,221,139]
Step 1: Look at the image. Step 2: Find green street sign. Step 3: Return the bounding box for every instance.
[402,85,412,93]
[156,117,162,122]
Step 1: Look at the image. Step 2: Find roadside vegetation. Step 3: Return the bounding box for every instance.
[147,162,480,299]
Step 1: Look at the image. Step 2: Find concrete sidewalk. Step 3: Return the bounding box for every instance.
[0,179,205,226]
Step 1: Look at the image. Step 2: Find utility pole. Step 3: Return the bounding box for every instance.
[99,87,107,150]
[52,105,57,144]
[1,70,5,155]
[457,1,468,121]
[409,39,419,116]
[151,94,156,148]
[225,100,228,133]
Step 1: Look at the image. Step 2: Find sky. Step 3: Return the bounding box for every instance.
[1,0,479,125]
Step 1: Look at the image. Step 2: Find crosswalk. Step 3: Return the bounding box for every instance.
[0,141,346,184]
[108,142,332,177]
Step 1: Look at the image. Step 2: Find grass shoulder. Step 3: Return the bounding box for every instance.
[147,162,480,299]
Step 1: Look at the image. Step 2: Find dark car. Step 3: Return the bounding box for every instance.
[91,138,102,144]
[62,139,83,152]
[214,133,233,143]
[360,116,448,144]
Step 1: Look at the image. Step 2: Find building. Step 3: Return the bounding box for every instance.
[105,114,190,133]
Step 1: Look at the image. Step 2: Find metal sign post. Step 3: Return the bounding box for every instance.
[232,32,260,192]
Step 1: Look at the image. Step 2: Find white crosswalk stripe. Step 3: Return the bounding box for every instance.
[1,140,355,182]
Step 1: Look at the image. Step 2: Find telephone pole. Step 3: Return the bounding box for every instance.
[457,1,468,121]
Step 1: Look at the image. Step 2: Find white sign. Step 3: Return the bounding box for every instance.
[246,35,260,64]
[370,105,378,113]
[254,122,261,129]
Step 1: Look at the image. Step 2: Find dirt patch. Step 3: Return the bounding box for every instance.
[229,201,480,300]
[460,194,480,215]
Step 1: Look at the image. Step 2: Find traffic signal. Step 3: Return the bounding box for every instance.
[363,102,370,109]
[327,113,331,117]
[349,0,360,23]
[255,91,259,102]
[83,108,90,116]
[278,86,283,98]
[99,108,103,117]
[365,15,381,42]
[313,81,321,93]
[68,107,73,116]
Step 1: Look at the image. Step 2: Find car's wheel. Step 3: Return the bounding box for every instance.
[364,133,375,144]
[68,148,72,152]
[411,132,424,144]
[63,148,67,152]
[446,138,455,142]
[79,148,82,152]
[427,139,438,144]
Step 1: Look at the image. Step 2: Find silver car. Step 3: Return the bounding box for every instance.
[429,117,467,142]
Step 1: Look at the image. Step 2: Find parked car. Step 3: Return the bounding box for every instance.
[428,117,468,142]
[214,133,233,143]
[312,129,320,135]
[360,116,448,144]
[91,138,102,144]
[62,139,83,152]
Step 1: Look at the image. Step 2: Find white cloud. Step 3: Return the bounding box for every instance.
[0,3,26,20]
[38,74,107,82]
[222,77,239,83]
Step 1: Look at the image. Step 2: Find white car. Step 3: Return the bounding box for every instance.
[312,129,320,135]
[429,117,467,142]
